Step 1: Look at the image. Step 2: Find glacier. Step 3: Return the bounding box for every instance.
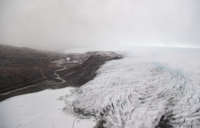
[64,47,200,128]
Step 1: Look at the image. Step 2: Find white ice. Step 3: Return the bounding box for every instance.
[0,87,95,128]
[64,47,200,128]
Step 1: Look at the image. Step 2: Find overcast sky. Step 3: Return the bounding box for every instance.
[0,0,200,51]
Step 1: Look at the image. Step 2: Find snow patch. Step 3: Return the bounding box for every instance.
[0,87,95,128]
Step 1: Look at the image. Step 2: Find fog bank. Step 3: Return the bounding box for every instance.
[0,0,200,51]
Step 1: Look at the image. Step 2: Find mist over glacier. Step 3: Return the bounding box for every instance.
[1,0,200,128]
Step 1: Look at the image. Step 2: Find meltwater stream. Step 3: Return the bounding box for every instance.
[64,48,200,128]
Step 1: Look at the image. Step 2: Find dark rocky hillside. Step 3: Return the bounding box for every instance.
[0,44,122,101]
[59,52,122,87]
[0,44,66,93]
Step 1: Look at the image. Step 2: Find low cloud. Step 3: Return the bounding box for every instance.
[0,0,200,51]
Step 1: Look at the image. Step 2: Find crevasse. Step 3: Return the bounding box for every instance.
[64,51,200,128]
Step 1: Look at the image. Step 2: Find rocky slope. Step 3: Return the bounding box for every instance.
[0,44,122,101]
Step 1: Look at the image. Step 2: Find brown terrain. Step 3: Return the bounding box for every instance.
[0,44,122,101]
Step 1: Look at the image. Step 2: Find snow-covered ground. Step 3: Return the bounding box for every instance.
[0,87,95,128]
[1,47,200,128]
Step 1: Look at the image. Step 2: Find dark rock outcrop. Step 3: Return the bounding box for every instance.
[0,44,122,101]
[59,52,122,87]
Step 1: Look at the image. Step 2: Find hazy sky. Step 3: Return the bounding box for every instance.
[0,0,200,51]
